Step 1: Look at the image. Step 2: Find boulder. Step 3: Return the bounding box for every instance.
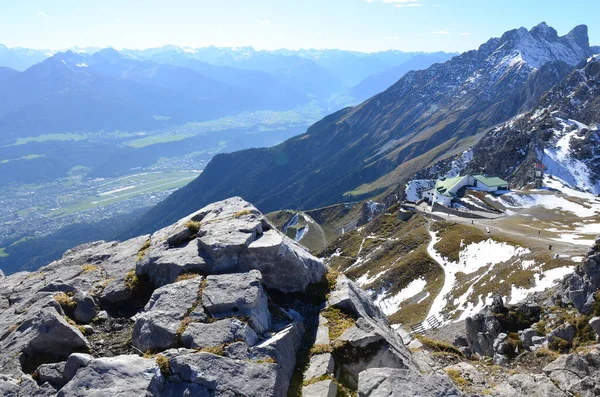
[132,277,203,352]
[137,240,211,288]
[519,328,538,350]
[562,273,597,314]
[73,292,99,324]
[252,321,305,385]
[203,270,271,333]
[1,300,90,372]
[547,323,576,346]
[168,351,286,396]
[465,307,500,357]
[582,251,600,286]
[63,353,94,383]
[357,367,463,396]
[303,379,338,397]
[35,362,66,388]
[58,355,164,397]
[589,317,600,341]
[304,353,334,381]
[543,354,591,390]
[181,318,259,349]
[315,315,330,345]
[328,275,389,326]
[494,373,567,397]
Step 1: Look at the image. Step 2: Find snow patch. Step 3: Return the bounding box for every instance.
[509,266,574,304]
[374,278,427,316]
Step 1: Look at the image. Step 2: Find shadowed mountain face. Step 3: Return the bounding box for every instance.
[128,23,593,236]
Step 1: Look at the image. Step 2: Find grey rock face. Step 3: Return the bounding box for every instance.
[137,197,326,293]
[357,367,463,396]
[304,353,334,381]
[303,379,338,397]
[328,274,389,326]
[203,270,271,333]
[132,277,203,352]
[181,318,259,349]
[252,321,305,385]
[57,355,164,397]
[465,307,500,357]
[547,323,576,345]
[495,373,567,397]
[63,353,94,383]
[589,317,600,341]
[73,292,99,324]
[35,361,66,388]
[519,328,539,350]
[137,240,210,288]
[543,354,592,391]
[168,351,286,397]
[2,302,90,372]
[162,382,211,397]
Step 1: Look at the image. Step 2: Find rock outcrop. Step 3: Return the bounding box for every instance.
[0,197,460,396]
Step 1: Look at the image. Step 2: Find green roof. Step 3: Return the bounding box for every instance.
[435,176,466,197]
[474,175,509,187]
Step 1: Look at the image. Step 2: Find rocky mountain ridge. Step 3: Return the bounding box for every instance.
[129,23,594,237]
[1,197,600,396]
[466,54,600,192]
[0,197,466,396]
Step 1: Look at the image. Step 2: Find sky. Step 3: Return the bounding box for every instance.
[0,0,598,53]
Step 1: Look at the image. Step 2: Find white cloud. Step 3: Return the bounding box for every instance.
[36,11,48,17]
[385,36,400,40]
[460,32,471,36]
[257,20,269,25]
[395,3,421,6]
[432,30,449,35]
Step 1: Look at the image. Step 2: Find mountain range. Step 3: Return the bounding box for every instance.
[128,22,596,235]
[0,45,455,143]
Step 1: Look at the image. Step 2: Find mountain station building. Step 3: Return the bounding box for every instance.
[422,175,509,206]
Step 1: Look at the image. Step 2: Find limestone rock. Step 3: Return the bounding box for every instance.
[302,379,338,397]
[203,270,271,333]
[519,328,539,350]
[35,361,66,388]
[132,277,203,352]
[494,373,567,397]
[168,351,286,396]
[252,320,305,386]
[181,318,259,349]
[304,353,334,381]
[63,353,94,383]
[73,292,99,324]
[589,317,600,341]
[58,355,164,397]
[137,240,211,288]
[357,367,463,396]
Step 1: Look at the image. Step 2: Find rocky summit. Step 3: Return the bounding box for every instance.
[0,197,465,396]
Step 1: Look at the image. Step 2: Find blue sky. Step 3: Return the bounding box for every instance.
[1,0,598,53]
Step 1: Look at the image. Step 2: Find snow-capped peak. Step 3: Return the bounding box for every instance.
[500,23,589,69]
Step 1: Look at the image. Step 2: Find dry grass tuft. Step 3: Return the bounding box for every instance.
[233,209,252,218]
[137,239,151,262]
[416,335,464,357]
[321,307,356,340]
[81,264,100,273]
[184,220,202,234]
[54,292,76,308]
[156,355,170,374]
[175,273,200,282]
